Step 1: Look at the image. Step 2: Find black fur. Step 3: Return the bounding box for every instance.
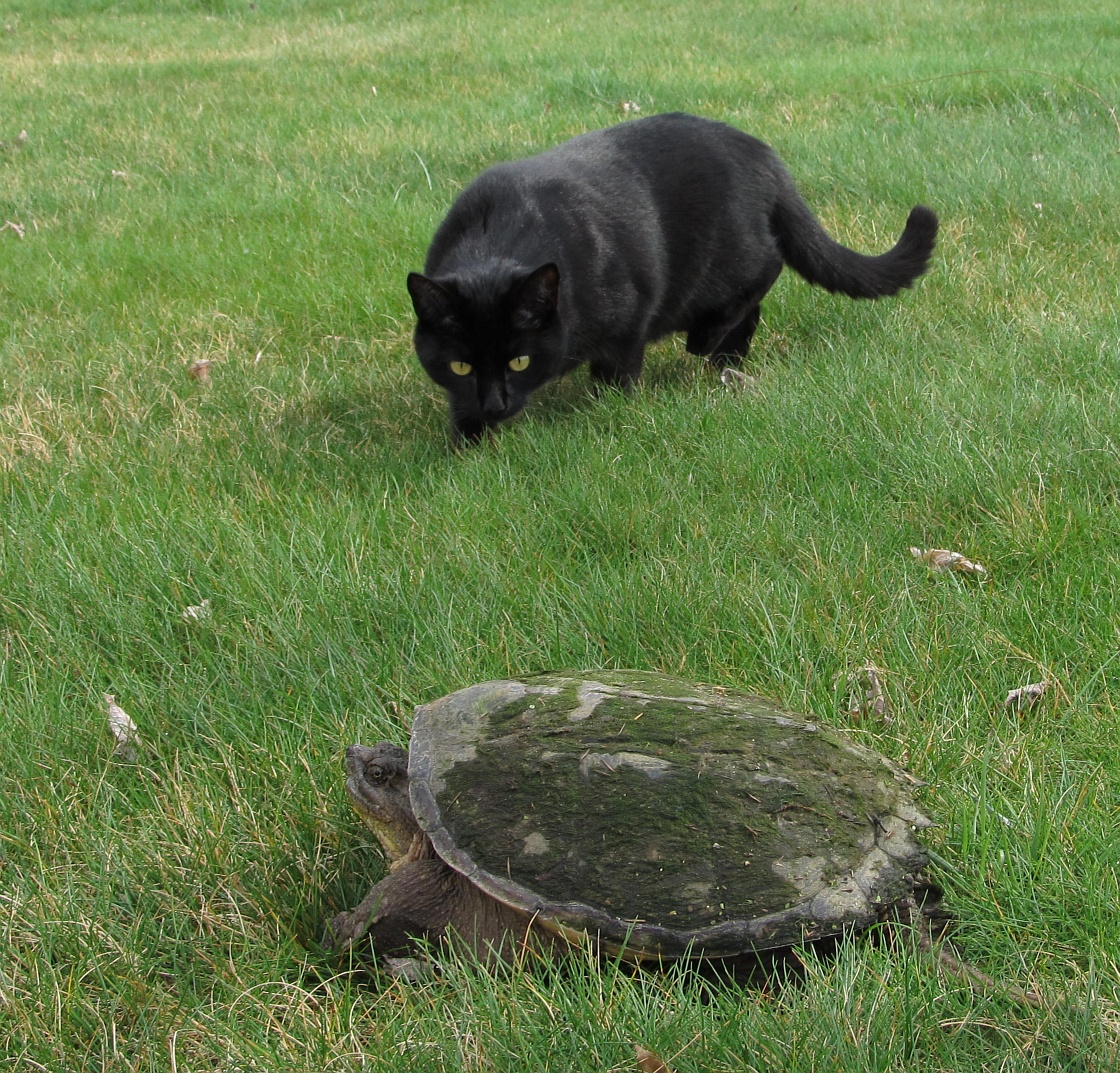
[407,112,938,443]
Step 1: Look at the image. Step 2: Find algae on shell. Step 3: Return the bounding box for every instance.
[408,672,930,955]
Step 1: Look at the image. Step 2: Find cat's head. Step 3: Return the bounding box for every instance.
[407,262,563,442]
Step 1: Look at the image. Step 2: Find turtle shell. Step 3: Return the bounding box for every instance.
[408,670,931,959]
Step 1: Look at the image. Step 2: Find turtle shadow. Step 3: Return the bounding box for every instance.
[676,942,834,993]
[311,902,969,1005]
[605,936,847,1001]
[621,897,954,999]
[315,934,839,998]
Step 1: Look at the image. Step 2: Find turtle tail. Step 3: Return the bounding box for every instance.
[899,887,1043,1008]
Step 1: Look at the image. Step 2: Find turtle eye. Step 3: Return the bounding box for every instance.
[367,763,388,783]
[449,361,473,376]
[508,355,531,372]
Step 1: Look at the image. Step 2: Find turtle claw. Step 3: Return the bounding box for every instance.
[384,956,437,982]
[325,907,372,950]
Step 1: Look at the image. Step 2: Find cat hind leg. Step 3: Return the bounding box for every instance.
[686,260,783,366]
[708,305,762,366]
[685,303,761,367]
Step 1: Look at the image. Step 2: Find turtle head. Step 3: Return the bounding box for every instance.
[343,743,422,865]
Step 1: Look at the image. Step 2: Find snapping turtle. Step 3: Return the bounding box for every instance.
[329,670,947,966]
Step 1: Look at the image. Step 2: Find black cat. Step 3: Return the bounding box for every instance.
[407,112,937,444]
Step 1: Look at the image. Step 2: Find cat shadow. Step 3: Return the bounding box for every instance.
[275,386,446,477]
[518,341,741,429]
[269,336,752,486]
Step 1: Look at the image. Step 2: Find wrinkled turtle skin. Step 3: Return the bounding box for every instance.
[330,670,933,963]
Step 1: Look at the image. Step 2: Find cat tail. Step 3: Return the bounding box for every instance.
[771,181,938,299]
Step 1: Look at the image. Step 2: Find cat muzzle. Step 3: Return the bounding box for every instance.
[480,383,509,419]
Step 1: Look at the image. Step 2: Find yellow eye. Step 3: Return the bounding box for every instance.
[449,361,473,376]
[508,355,531,371]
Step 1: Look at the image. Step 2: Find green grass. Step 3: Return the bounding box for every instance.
[2,0,1119,1069]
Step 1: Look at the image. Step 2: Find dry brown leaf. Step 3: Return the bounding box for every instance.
[720,367,759,390]
[635,1045,675,1073]
[909,546,987,577]
[847,663,891,720]
[187,359,212,383]
[181,598,212,623]
[104,693,142,761]
[1004,680,1048,711]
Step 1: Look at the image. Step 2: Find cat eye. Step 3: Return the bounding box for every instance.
[508,355,531,371]
[449,361,473,376]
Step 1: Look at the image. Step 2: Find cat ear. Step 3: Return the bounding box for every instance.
[512,263,560,329]
[407,273,459,329]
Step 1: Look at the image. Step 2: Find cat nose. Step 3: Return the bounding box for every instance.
[480,382,507,418]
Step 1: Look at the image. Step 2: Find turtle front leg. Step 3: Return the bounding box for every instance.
[329,858,549,966]
[328,859,462,956]
[328,877,398,952]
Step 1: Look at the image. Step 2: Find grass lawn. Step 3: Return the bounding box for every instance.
[2,0,1119,1069]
